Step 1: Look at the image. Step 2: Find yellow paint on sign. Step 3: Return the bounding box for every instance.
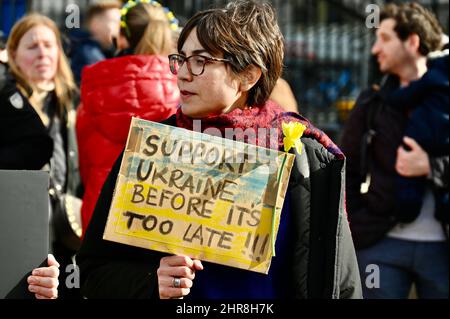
[104,118,294,274]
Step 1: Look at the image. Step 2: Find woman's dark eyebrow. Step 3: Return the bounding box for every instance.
[192,49,209,55]
[179,49,210,56]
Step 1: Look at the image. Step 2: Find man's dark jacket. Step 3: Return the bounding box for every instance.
[340,76,449,249]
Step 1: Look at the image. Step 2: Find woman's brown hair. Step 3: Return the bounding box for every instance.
[177,0,284,107]
[7,14,77,116]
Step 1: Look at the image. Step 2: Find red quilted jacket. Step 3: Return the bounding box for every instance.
[76,54,179,234]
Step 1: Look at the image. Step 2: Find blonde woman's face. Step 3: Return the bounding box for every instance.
[14,25,59,86]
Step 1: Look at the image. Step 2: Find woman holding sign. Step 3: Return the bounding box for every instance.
[77,0,362,299]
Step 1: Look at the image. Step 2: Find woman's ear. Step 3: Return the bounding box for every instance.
[240,65,262,92]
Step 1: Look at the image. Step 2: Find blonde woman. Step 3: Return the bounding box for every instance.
[76,0,180,234]
[4,14,81,298]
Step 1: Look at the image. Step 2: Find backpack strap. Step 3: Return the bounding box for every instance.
[359,85,382,193]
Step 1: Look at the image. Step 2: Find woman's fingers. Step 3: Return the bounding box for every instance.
[159,286,191,299]
[47,254,60,268]
[28,260,60,299]
[158,274,193,298]
[158,255,204,299]
[32,265,59,279]
[158,255,198,280]
[28,285,58,299]
[160,276,193,289]
[27,275,58,289]
[403,136,419,150]
[193,259,204,270]
[157,265,195,280]
[157,255,205,299]
[161,255,195,268]
[396,137,430,177]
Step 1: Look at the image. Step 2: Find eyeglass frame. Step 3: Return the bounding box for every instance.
[168,53,231,76]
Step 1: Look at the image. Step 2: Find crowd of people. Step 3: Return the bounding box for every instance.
[0,0,448,300]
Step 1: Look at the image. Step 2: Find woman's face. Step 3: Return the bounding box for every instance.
[178,28,246,118]
[14,25,59,86]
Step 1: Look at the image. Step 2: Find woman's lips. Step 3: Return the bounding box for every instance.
[180,90,196,99]
[36,64,51,70]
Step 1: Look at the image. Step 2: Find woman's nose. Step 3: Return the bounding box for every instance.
[36,44,49,57]
[35,45,45,57]
[178,61,193,81]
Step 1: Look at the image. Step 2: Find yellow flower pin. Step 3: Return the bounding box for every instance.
[282,121,307,154]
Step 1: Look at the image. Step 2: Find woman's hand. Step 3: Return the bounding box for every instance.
[27,254,60,299]
[396,137,431,177]
[157,255,203,299]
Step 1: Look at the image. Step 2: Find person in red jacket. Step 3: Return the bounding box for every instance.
[76,0,180,234]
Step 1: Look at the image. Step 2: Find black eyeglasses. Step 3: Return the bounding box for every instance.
[168,54,231,76]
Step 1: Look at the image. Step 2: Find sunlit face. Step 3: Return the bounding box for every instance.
[103,8,121,40]
[177,28,246,119]
[371,19,411,75]
[90,8,121,48]
[14,25,59,86]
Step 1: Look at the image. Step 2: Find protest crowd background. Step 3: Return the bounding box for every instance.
[0,0,448,300]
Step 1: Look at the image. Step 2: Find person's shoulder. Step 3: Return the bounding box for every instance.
[356,80,387,103]
[83,54,173,81]
[68,29,100,49]
[80,55,121,85]
[132,55,173,74]
[302,133,343,162]
[279,112,344,162]
[162,114,177,126]
[286,136,342,183]
[0,86,41,139]
[353,75,399,112]
[82,54,139,78]
[82,56,176,101]
[68,33,105,68]
[0,76,28,116]
[424,53,449,84]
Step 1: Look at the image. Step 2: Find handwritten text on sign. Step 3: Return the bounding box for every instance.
[104,118,294,274]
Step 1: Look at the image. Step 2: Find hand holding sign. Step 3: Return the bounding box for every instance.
[104,118,294,274]
[157,255,203,299]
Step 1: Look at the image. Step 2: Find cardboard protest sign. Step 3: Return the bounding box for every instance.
[0,170,49,298]
[104,117,295,274]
